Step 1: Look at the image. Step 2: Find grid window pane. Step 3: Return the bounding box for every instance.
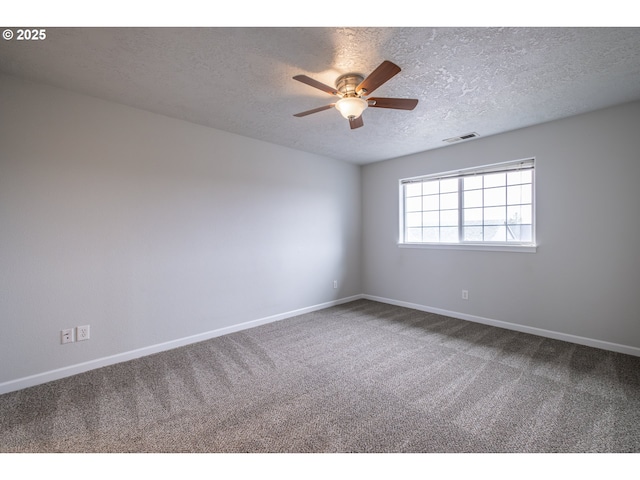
[463,226,483,241]
[440,209,458,226]
[406,196,422,212]
[440,227,458,243]
[406,227,422,242]
[484,172,506,188]
[485,225,507,242]
[507,184,532,205]
[464,189,483,208]
[422,211,439,227]
[484,187,506,207]
[464,176,483,190]
[507,170,532,185]
[440,192,458,209]
[507,205,533,224]
[440,178,458,193]
[484,206,506,225]
[506,224,532,242]
[423,227,439,242]
[463,207,483,225]
[423,195,439,211]
[406,212,422,227]
[423,181,439,195]
[405,182,422,197]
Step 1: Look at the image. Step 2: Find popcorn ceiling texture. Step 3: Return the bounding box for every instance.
[1,27,639,163]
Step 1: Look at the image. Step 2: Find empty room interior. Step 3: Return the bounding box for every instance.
[1,25,640,457]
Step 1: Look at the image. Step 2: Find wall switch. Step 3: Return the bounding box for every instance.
[462,290,469,300]
[76,325,90,341]
[333,280,338,289]
[61,328,74,344]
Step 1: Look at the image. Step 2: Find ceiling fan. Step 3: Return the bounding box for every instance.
[292,60,419,129]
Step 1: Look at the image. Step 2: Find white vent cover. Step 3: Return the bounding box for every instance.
[443,132,480,143]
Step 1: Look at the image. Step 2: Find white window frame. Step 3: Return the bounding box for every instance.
[398,158,536,253]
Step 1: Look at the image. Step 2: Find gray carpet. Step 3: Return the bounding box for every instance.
[1,299,639,452]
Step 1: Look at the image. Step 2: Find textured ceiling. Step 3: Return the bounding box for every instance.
[1,27,640,164]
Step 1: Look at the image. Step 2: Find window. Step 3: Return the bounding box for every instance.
[399,159,535,250]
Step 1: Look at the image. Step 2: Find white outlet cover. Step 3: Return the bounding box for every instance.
[77,325,90,341]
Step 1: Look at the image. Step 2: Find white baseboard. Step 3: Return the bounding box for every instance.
[362,294,640,358]
[0,295,364,395]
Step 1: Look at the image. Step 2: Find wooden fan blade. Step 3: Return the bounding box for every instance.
[367,97,418,110]
[293,104,335,117]
[349,115,364,129]
[293,75,339,96]
[356,60,401,96]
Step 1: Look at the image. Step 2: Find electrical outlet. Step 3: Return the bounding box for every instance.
[61,328,74,344]
[462,290,469,300]
[76,325,90,341]
[333,280,338,289]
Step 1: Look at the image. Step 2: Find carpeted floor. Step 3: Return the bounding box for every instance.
[1,299,639,452]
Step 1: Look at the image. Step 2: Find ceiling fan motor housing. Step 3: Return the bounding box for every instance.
[336,74,365,97]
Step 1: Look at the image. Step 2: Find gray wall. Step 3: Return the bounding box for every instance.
[362,101,640,352]
[0,74,361,388]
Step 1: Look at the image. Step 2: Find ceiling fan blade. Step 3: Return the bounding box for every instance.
[293,104,335,117]
[367,97,418,110]
[349,115,364,129]
[356,60,401,96]
[293,75,339,96]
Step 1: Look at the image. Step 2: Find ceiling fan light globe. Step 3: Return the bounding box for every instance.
[335,97,368,120]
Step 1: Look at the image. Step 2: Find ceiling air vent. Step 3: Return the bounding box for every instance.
[443,132,480,144]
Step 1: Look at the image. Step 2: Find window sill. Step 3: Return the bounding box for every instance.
[398,242,537,253]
